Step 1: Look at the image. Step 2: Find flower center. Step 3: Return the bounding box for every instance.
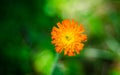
[65,35,71,41]
[61,32,74,45]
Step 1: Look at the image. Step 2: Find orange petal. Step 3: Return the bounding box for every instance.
[75,43,84,51]
[57,22,62,28]
[71,19,75,25]
[51,40,56,44]
[51,31,57,36]
[81,34,87,42]
[64,50,68,55]
[68,51,75,56]
[55,47,63,53]
[62,20,70,27]
[76,50,80,54]
[79,24,85,33]
[53,26,59,32]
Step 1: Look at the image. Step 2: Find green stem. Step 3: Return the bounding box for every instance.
[50,53,59,75]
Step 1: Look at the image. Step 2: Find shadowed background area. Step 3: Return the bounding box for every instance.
[0,0,120,75]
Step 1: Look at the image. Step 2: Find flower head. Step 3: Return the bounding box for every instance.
[51,19,87,56]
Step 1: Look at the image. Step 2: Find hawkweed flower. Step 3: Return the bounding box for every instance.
[51,20,87,56]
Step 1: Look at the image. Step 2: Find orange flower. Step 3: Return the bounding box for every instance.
[51,19,87,56]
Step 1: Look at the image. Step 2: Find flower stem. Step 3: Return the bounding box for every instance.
[50,53,59,75]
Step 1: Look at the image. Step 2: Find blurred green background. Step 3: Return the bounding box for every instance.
[0,0,120,75]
